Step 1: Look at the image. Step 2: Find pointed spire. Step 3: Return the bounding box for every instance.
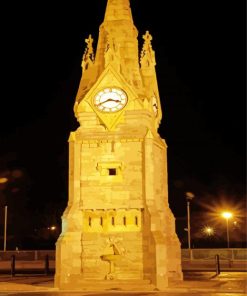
[93,0,142,88]
[104,0,134,23]
[140,31,156,68]
[81,34,95,72]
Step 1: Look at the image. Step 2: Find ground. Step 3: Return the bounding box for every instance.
[0,271,246,295]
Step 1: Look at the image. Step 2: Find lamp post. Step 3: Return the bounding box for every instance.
[221,211,233,248]
[185,192,195,258]
[4,206,7,251]
[0,177,8,251]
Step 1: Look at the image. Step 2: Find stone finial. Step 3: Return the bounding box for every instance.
[81,34,95,71]
[143,30,153,43]
[140,31,156,68]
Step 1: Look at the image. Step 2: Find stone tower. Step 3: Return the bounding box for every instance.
[55,0,183,291]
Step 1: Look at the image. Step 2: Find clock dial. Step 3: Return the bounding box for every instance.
[94,88,128,112]
[152,96,158,116]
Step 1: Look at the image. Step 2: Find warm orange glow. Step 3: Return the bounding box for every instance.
[205,227,214,235]
[50,226,56,231]
[202,226,214,236]
[221,211,233,219]
[0,177,8,184]
[185,191,195,200]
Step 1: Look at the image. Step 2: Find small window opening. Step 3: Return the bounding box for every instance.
[135,216,138,226]
[123,216,126,226]
[111,141,115,152]
[89,217,92,227]
[111,217,115,226]
[100,217,103,226]
[108,168,117,175]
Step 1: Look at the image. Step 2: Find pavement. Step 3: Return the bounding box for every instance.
[0,271,246,295]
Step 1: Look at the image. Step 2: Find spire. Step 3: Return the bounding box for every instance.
[94,0,142,88]
[81,34,95,72]
[104,0,134,23]
[140,31,156,68]
[75,0,144,106]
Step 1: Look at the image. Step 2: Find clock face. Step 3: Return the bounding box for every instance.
[152,96,158,116]
[94,88,128,112]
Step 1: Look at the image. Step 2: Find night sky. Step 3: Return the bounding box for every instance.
[0,0,245,232]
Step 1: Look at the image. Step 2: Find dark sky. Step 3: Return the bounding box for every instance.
[0,0,245,219]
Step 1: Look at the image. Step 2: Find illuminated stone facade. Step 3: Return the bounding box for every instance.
[55,0,183,291]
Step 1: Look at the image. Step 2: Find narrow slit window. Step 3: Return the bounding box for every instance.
[100,217,103,226]
[111,141,115,152]
[108,168,117,175]
[111,217,115,226]
[89,217,92,227]
[123,216,126,226]
[135,216,138,226]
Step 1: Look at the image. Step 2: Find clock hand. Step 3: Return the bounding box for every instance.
[96,98,121,106]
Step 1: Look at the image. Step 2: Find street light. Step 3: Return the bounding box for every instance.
[202,226,214,236]
[185,192,195,255]
[0,177,8,251]
[221,211,233,248]
[0,177,8,184]
[48,225,57,231]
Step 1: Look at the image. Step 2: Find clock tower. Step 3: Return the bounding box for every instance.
[55,0,183,291]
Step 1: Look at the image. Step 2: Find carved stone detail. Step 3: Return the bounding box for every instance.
[82,34,95,71]
[140,31,156,68]
[104,34,120,71]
